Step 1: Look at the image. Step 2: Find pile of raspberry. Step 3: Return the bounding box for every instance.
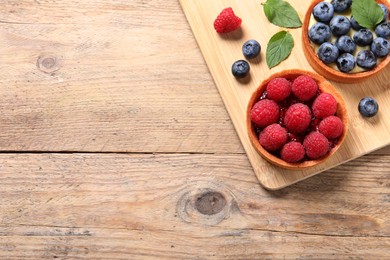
[250,75,344,163]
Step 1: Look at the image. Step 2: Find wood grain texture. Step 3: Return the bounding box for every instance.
[0,153,389,259]
[179,0,390,189]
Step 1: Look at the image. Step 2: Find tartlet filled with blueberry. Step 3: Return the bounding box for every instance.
[302,0,390,83]
[246,70,348,169]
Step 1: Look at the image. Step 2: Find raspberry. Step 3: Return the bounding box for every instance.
[213,7,242,33]
[303,132,330,159]
[259,124,288,152]
[283,103,312,134]
[281,142,305,163]
[291,75,319,101]
[312,93,337,119]
[266,78,292,102]
[250,99,280,128]
[318,116,344,139]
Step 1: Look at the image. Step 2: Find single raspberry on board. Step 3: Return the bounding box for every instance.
[281,141,305,163]
[303,132,330,159]
[213,7,242,33]
[291,75,319,101]
[318,116,344,139]
[312,93,337,118]
[250,99,280,128]
[259,124,288,152]
[283,103,312,134]
[266,77,292,102]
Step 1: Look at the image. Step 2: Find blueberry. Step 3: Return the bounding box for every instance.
[232,60,250,78]
[379,4,389,23]
[358,97,379,117]
[356,50,377,70]
[242,40,261,59]
[330,16,351,36]
[371,37,390,57]
[336,53,355,73]
[309,23,332,45]
[318,42,339,64]
[375,22,390,39]
[331,0,352,13]
[335,35,356,54]
[353,29,374,46]
[312,2,334,23]
[350,16,365,30]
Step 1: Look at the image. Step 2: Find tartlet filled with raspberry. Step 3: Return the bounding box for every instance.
[246,70,348,169]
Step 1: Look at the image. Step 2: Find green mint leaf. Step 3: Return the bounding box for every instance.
[352,0,384,29]
[263,0,302,28]
[266,31,294,69]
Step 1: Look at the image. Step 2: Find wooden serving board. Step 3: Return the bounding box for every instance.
[179,0,390,190]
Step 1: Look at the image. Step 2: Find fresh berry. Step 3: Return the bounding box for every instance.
[309,23,332,45]
[330,16,351,36]
[242,40,261,59]
[336,53,356,73]
[375,22,390,39]
[358,97,379,117]
[312,93,337,119]
[379,4,389,23]
[303,132,330,160]
[213,7,242,34]
[259,124,288,152]
[283,103,312,134]
[318,42,339,64]
[266,78,292,102]
[250,99,280,128]
[335,35,356,54]
[331,0,352,13]
[356,50,377,70]
[353,29,374,46]
[371,37,390,57]
[232,60,250,78]
[281,142,305,163]
[291,75,319,101]
[312,2,334,23]
[350,16,364,30]
[318,116,344,139]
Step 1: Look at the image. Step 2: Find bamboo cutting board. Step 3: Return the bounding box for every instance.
[179,0,390,190]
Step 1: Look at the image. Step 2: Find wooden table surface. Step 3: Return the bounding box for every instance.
[0,0,389,259]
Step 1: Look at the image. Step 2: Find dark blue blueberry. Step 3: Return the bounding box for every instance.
[379,4,389,23]
[358,97,379,117]
[335,35,356,54]
[242,40,261,59]
[350,16,365,30]
[309,22,332,45]
[356,50,377,70]
[371,37,390,57]
[312,2,334,23]
[336,53,356,73]
[232,60,250,78]
[353,29,374,46]
[331,0,352,13]
[318,42,339,64]
[330,16,351,36]
[375,22,390,39]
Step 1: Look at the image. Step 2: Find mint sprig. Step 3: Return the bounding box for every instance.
[352,0,384,29]
[266,31,294,69]
[262,0,302,28]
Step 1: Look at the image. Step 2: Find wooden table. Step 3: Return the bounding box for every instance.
[0,0,389,258]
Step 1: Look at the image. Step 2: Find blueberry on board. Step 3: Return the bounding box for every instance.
[232,60,250,78]
[336,53,356,73]
[331,0,352,13]
[375,22,390,39]
[330,16,351,36]
[353,29,374,46]
[350,16,365,30]
[312,2,334,23]
[358,97,379,117]
[318,42,339,64]
[371,37,390,57]
[309,23,332,45]
[356,50,377,70]
[242,40,261,59]
[379,4,389,23]
[335,35,356,54]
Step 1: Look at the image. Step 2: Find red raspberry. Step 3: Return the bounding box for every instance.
[266,78,292,102]
[281,142,305,163]
[283,103,312,133]
[250,99,280,128]
[259,124,288,152]
[303,132,330,159]
[292,75,319,101]
[312,93,337,119]
[213,7,242,33]
[318,116,344,139]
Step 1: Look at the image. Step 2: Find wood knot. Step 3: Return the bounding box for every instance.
[37,54,61,74]
[195,191,226,215]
